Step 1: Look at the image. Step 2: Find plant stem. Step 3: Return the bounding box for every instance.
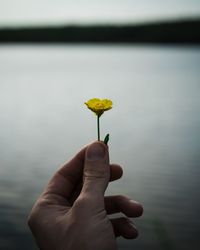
[97,115,100,141]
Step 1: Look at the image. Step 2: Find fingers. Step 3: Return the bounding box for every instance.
[110,164,123,181]
[42,145,87,201]
[43,138,123,206]
[68,164,122,204]
[105,195,143,217]
[111,217,138,239]
[81,141,110,197]
[67,164,122,205]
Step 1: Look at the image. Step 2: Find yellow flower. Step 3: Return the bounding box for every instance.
[85,98,113,117]
[84,98,113,143]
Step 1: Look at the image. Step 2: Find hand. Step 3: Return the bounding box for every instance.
[28,141,143,250]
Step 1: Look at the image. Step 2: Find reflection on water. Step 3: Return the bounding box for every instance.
[0,45,200,250]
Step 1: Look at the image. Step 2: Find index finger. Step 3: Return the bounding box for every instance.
[43,146,86,201]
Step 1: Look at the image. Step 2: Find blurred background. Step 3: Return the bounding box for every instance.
[0,1,200,249]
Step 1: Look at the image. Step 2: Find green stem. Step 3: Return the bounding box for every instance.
[97,115,100,141]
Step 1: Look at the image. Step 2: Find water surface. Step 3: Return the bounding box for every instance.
[0,45,200,250]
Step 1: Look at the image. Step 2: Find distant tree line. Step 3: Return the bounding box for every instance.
[0,18,199,44]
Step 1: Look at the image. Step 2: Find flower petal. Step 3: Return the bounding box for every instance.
[85,98,113,116]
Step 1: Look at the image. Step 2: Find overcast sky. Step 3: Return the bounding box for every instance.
[0,0,200,26]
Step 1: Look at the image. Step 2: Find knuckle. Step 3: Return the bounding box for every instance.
[84,166,108,179]
[72,195,91,216]
[27,214,33,227]
[73,195,90,209]
[116,194,128,202]
[27,210,38,229]
[27,200,44,228]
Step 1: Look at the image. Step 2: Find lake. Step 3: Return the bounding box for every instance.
[0,45,200,250]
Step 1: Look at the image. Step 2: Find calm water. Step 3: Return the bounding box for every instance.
[0,45,200,250]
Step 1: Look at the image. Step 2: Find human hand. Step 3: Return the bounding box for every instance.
[28,141,143,250]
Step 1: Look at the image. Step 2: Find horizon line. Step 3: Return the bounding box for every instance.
[0,15,199,29]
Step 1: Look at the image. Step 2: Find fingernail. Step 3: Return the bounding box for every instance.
[86,142,106,160]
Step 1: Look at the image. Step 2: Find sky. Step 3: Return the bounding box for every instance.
[0,0,200,27]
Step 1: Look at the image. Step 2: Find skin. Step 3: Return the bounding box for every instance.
[28,141,143,250]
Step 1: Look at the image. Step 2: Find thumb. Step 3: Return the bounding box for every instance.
[81,141,110,197]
